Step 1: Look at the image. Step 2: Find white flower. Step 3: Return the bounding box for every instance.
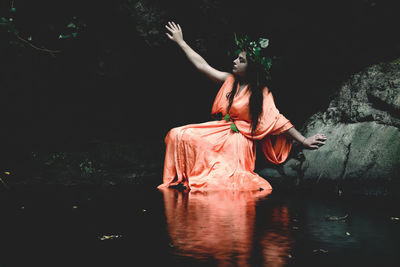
[259,38,269,48]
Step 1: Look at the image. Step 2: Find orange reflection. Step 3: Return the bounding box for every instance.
[160,188,293,266]
[260,205,293,267]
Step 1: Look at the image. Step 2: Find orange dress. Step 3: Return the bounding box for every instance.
[157,74,293,191]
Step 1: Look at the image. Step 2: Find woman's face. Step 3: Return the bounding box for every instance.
[232,51,248,77]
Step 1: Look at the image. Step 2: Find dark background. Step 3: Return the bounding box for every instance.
[1,0,399,152]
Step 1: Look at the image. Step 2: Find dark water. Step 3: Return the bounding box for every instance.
[0,182,399,267]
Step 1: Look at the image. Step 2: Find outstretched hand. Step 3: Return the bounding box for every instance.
[302,134,327,149]
[165,21,184,44]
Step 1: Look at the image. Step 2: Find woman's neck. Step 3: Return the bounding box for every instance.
[237,76,248,85]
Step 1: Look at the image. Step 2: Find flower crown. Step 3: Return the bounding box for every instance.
[228,33,272,80]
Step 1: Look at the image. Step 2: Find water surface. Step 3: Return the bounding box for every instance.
[0,183,398,266]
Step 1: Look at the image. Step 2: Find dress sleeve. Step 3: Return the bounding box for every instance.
[260,91,293,163]
[236,89,292,140]
[235,88,293,164]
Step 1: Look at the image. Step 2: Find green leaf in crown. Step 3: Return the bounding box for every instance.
[229,33,273,80]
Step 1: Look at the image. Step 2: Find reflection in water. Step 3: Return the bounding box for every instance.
[260,205,293,267]
[160,189,293,266]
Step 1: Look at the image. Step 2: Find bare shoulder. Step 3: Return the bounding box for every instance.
[199,64,231,84]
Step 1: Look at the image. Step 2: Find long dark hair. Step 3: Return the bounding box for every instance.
[226,53,270,136]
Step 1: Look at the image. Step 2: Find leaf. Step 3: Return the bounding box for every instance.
[254,47,261,58]
[234,32,239,46]
[260,57,267,65]
[212,112,223,121]
[266,58,272,70]
[99,234,122,241]
[224,113,230,122]
[4,172,10,175]
[0,17,8,23]
[325,214,348,221]
[67,23,76,28]
[230,123,239,133]
[71,32,77,38]
[259,38,269,48]
[10,8,16,13]
[59,34,71,39]
[313,249,328,254]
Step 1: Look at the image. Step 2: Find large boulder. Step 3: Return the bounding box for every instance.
[259,58,400,196]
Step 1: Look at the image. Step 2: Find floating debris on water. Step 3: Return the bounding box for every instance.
[99,234,122,241]
[325,214,348,221]
[313,248,328,254]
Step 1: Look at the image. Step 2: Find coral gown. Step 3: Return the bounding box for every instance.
[157,74,293,191]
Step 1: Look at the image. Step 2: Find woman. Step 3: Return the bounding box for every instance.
[158,21,326,191]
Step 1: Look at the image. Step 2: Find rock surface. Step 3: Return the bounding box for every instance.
[259,59,400,196]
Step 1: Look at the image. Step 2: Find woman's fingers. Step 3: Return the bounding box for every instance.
[165,33,172,39]
[167,21,182,31]
[165,24,173,32]
[168,21,178,30]
[166,21,182,34]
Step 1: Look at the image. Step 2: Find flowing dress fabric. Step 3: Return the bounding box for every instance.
[158,74,293,191]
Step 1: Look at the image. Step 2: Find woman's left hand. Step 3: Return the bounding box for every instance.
[302,134,327,149]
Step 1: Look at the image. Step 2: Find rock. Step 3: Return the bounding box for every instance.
[282,158,301,178]
[283,58,400,196]
[258,168,282,179]
[326,60,400,127]
[302,121,400,180]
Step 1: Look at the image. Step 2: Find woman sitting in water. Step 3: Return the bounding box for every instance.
[157,21,326,191]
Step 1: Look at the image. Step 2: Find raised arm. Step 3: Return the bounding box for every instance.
[165,21,230,84]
